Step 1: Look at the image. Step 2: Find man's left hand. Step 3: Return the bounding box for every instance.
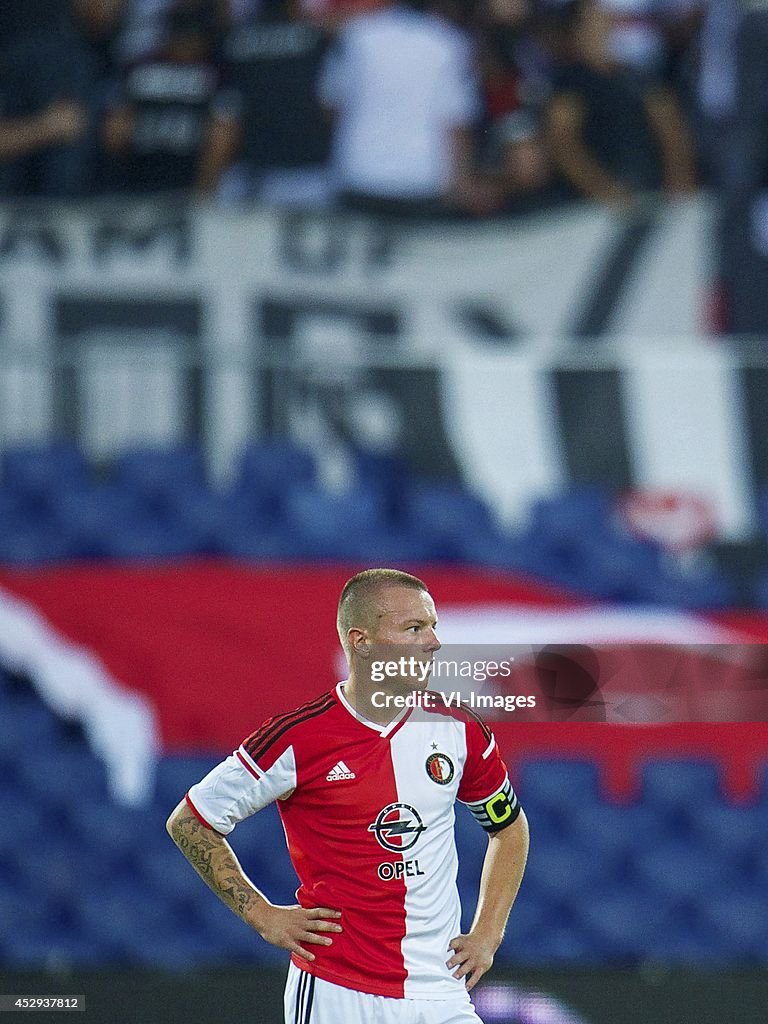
[446,928,500,991]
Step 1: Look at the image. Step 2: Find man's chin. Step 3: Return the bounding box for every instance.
[393,673,434,694]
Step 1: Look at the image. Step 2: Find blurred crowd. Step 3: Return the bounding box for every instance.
[0,0,762,215]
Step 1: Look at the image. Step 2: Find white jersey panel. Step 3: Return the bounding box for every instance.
[389,716,468,999]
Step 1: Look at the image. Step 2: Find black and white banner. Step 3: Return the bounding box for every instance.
[0,197,763,541]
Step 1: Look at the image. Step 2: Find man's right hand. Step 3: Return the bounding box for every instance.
[251,905,343,963]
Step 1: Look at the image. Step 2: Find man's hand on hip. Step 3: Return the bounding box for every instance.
[252,905,343,963]
[446,926,501,991]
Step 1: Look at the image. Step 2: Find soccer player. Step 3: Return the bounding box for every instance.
[166,568,529,1024]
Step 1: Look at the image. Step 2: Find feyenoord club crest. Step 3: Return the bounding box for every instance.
[425,752,455,785]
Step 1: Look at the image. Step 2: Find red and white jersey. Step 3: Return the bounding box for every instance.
[186,683,521,999]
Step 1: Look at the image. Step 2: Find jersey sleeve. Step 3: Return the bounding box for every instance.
[186,731,297,836]
[457,712,521,833]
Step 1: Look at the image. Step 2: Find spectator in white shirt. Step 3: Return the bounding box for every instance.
[318,0,500,216]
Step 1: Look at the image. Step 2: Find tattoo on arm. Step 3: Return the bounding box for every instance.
[168,809,260,920]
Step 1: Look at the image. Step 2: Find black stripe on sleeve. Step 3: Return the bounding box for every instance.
[245,693,333,754]
[460,702,493,745]
[244,694,335,763]
[247,700,335,765]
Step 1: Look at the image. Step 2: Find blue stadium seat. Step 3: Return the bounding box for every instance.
[0,524,78,565]
[639,569,735,609]
[110,445,207,509]
[527,489,613,546]
[517,759,601,812]
[284,486,388,554]
[640,759,722,819]
[4,925,121,968]
[140,845,209,906]
[0,700,60,754]
[0,794,45,855]
[455,804,490,862]
[53,484,148,556]
[1,443,89,500]
[328,529,433,563]
[0,887,54,948]
[567,802,663,859]
[522,841,618,900]
[578,884,675,959]
[233,804,300,905]
[99,519,202,560]
[352,451,412,507]
[216,525,306,561]
[13,838,100,904]
[495,895,566,963]
[757,761,768,802]
[568,533,663,602]
[63,800,164,865]
[689,801,768,860]
[697,886,768,956]
[754,570,768,609]
[154,754,222,810]
[16,743,109,810]
[0,492,37,536]
[171,488,252,552]
[75,880,186,950]
[400,482,496,558]
[122,927,226,968]
[192,894,281,962]
[631,839,734,900]
[534,922,603,963]
[645,918,736,962]
[235,440,317,508]
[458,528,549,574]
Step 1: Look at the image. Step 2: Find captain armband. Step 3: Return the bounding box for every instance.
[466,778,521,833]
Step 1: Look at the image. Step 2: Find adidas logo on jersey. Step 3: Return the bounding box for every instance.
[326,760,356,781]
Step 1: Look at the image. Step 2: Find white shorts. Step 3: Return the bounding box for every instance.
[283,962,484,1024]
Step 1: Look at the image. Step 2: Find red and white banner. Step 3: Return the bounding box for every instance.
[1,561,767,803]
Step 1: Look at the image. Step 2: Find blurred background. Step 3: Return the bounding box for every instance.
[2,0,768,1021]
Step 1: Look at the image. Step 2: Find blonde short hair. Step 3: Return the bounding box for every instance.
[337,568,428,659]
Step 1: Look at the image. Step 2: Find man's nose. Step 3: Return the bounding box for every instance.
[425,630,441,652]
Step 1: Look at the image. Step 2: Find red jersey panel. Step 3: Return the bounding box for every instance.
[187,684,520,998]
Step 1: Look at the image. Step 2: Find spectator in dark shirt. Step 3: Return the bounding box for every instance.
[118,0,229,63]
[197,0,333,206]
[101,1,225,194]
[0,0,95,196]
[74,0,129,88]
[477,0,553,208]
[544,0,697,203]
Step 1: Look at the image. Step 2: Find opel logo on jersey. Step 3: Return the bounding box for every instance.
[368,802,427,852]
[425,753,454,785]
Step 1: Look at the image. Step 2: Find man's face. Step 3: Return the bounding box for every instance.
[365,587,441,691]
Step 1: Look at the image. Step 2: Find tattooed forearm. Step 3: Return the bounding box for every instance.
[220,872,253,916]
[166,804,263,922]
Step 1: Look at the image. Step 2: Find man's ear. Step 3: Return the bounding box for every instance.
[348,628,369,657]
